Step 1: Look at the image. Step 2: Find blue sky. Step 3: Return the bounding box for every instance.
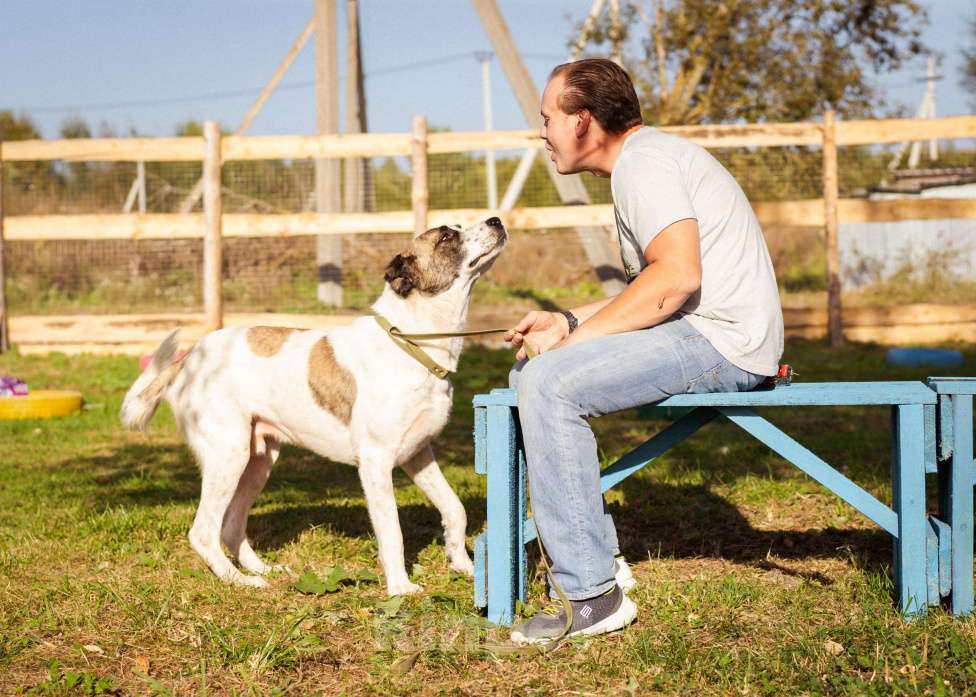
[1,0,972,139]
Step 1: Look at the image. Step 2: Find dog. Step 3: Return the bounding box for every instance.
[121,218,507,595]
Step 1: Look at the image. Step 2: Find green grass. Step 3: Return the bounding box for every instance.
[1,340,976,694]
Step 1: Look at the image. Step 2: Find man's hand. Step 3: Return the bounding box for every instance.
[504,311,570,361]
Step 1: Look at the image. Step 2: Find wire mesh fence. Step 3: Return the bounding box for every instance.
[2,125,974,319]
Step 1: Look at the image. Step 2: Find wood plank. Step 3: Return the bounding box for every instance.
[4,196,975,241]
[822,111,843,347]
[222,132,411,160]
[8,312,357,355]
[2,137,204,162]
[837,115,976,146]
[664,122,822,147]
[6,115,976,163]
[659,382,936,406]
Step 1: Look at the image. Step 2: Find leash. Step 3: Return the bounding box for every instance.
[373,312,533,378]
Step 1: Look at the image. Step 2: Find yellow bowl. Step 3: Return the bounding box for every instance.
[0,390,83,420]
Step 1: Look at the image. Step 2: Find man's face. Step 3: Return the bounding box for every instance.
[539,74,583,174]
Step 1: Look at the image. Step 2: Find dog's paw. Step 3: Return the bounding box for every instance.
[449,555,475,577]
[222,571,269,588]
[387,580,422,596]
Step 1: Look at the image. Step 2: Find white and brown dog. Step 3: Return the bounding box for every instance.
[121,218,507,595]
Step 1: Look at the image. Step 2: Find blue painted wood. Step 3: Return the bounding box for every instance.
[474,383,936,408]
[924,404,937,474]
[927,518,940,606]
[950,394,974,615]
[524,517,537,545]
[485,403,519,625]
[892,404,928,617]
[928,378,976,395]
[474,406,487,474]
[516,434,529,604]
[929,516,952,599]
[938,394,954,462]
[660,382,935,407]
[474,532,486,609]
[718,407,899,537]
[599,408,719,493]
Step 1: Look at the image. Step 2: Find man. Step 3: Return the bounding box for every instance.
[505,59,784,644]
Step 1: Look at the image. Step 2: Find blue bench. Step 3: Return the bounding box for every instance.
[472,379,974,625]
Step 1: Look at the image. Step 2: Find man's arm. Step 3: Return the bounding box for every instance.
[506,218,701,359]
[557,218,701,349]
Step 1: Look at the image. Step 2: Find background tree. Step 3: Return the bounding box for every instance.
[575,0,929,126]
[962,12,976,111]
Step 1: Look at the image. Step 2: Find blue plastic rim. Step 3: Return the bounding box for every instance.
[887,348,964,369]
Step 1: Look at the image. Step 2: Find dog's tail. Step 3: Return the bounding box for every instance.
[121,330,185,431]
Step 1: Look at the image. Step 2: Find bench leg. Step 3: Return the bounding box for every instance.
[892,403,928,618]
[949,395,974,616]
[485,404,521,626]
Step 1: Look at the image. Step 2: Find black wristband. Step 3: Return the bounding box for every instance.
[560,310,579,333]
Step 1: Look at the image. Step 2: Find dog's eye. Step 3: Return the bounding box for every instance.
[437,229,456,245]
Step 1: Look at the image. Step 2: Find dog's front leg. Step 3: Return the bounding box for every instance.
[403,445,473,576]
[358,455,420,596]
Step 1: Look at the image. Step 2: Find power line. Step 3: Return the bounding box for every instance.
[12,51,565,115]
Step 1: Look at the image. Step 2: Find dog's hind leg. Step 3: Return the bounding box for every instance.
[221,438,282,576]
[402,445,473,577]
[186,424,268,588]
[358,448,420,596]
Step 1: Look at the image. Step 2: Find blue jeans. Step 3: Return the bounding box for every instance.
[508,316,765,600]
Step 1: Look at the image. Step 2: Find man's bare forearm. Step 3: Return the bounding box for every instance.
[569,296,618,323]
[565,262,699,345]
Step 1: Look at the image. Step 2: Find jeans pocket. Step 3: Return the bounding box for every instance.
[685,362,723,393]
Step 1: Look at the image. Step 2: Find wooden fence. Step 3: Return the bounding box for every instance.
[1,114,975,343]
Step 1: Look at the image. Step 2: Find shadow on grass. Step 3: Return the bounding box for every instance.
[612,477,889,584]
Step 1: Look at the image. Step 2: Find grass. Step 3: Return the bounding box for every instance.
[1,340,976,694]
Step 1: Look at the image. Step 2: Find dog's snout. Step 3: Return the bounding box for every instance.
[485,217,503,228]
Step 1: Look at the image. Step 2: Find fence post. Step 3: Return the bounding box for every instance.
[0,141,9,353]
[822,110,843,347]
[411,115,429,237]
[203,121,223,332]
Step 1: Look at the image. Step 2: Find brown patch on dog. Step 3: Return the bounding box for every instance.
[384,226,465,297]
[247,326,297,357]
[308,337,356,424]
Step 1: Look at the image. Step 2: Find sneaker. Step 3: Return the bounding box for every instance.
[614,557,636,592]
[510,584,637,645]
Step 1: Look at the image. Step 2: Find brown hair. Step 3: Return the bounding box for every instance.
[549,59,643,134]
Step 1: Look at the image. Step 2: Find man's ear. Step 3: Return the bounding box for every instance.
[384,253,418,297]
[575,110,591,139]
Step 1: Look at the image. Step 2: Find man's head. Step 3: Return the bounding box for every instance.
[540,58,643,175]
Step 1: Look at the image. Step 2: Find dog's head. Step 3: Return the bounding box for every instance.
[383,218,507,298]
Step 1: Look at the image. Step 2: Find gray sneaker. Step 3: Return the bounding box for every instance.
[509,584,637,645]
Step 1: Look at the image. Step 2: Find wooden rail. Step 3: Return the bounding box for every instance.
[3,116,974,162]
[5,198,975,241]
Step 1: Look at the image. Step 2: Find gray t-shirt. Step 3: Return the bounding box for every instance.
[611,127,784,376]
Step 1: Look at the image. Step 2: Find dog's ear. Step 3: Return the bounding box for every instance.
[384,253,418,297]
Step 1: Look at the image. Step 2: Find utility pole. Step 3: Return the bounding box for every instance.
[476,51,498,210]
[315,0,342,306]
[888,55,942,173]
[471,0,626,295]
[344,0,371,213]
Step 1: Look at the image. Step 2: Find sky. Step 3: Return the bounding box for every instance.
[1,0,973,140]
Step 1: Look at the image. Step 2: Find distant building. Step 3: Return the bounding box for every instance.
[840,167,976,289]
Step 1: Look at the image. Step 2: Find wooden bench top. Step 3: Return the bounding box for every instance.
[474,381,938,408]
